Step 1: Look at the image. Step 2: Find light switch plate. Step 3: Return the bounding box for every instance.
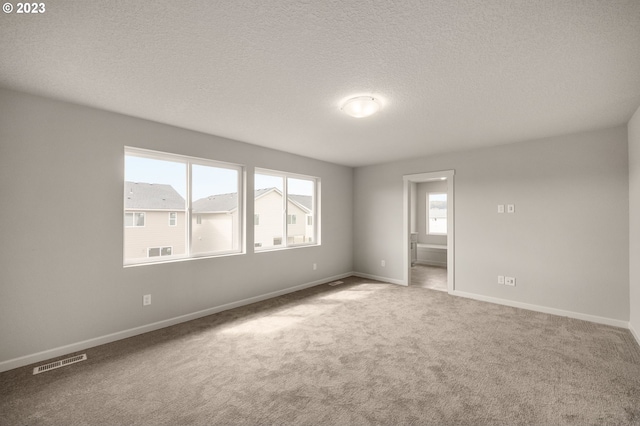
[507,204,515,213]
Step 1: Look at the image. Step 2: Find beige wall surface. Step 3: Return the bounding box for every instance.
[629,105,640,338]
[0,88,353,369]
[191,212,237,254]
[125,210,187,261]
[354,126,630,322]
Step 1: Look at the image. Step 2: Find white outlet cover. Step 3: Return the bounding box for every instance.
[381,260,386,267]
[505,277,516,286]
[143,294,151,306]
[498,275,505,284]
[507,204,515,213]
[497,205,505,213]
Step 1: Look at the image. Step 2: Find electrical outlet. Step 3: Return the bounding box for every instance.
[507,204,515,213]
[313,263,317,270]
[143,294,151,306]
[498,275,505,284]
[497,205,505,213]
[505,277,516,286]
[381,260,386,267]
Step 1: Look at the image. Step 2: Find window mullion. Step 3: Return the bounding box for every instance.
[187,161,192,257]
[283,176,288,247]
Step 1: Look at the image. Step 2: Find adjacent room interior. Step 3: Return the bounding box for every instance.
[1,1,640,424]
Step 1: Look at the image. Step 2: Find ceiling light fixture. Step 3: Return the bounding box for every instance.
[341,96,381,118]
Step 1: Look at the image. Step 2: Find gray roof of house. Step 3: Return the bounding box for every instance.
[194,187,313,213]
[125,183,312,213]
[125,182,185,210]
[192,192,239,213]
[288,194,312,211]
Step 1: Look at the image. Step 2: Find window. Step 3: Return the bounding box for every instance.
[124,147,243,265]
[124,212,145,227]
[148,246,172,257]
[254,214,260,226]
[427,193,447,235]
[254,169,319,250]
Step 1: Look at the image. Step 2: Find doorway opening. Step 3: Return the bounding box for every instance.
[402,170,455,292]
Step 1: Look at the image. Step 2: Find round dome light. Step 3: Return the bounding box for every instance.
[341,96,381,118]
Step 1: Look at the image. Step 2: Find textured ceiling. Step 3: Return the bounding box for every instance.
[1,1,639,167]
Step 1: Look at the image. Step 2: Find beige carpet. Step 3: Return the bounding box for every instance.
[411,264,448,291]
[1,276,640,425]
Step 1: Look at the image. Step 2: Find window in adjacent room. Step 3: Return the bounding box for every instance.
[427,193,447,235]
[124,147,244,265]
[254,169,319,250]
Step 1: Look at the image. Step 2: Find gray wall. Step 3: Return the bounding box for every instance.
[629,105,640,338]
[0,89,353,368]
[354,126,629,322]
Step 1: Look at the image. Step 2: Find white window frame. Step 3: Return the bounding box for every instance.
[169,212,177,227]
[148,246,173,257]
[124,147,244,266]
[124,212,145,227]
[427,192,447,235]
[254,168,320,251]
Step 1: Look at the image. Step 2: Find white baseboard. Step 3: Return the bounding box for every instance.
[0,272,353,374]
[630,322,640,347]
[352,272,406,286]
[452,290,629,329]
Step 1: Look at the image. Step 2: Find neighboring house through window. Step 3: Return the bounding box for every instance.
[124,147,243,265]
[254,169,319,250]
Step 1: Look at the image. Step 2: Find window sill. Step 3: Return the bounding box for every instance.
[123,250,244,268]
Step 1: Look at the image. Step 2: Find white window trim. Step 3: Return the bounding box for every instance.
[427,192,447,236]
[124,211,145,228]
[124,146,245,266]
[169,212,177,227]
[147,246,173,257]
[254,168,320,252]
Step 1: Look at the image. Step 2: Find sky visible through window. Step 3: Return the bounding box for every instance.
[125,156,313,200]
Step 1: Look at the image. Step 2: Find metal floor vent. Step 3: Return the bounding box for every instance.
[328,281,344,286]
[33,354,87,375]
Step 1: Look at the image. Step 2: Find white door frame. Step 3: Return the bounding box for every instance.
[402,170,455,292]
